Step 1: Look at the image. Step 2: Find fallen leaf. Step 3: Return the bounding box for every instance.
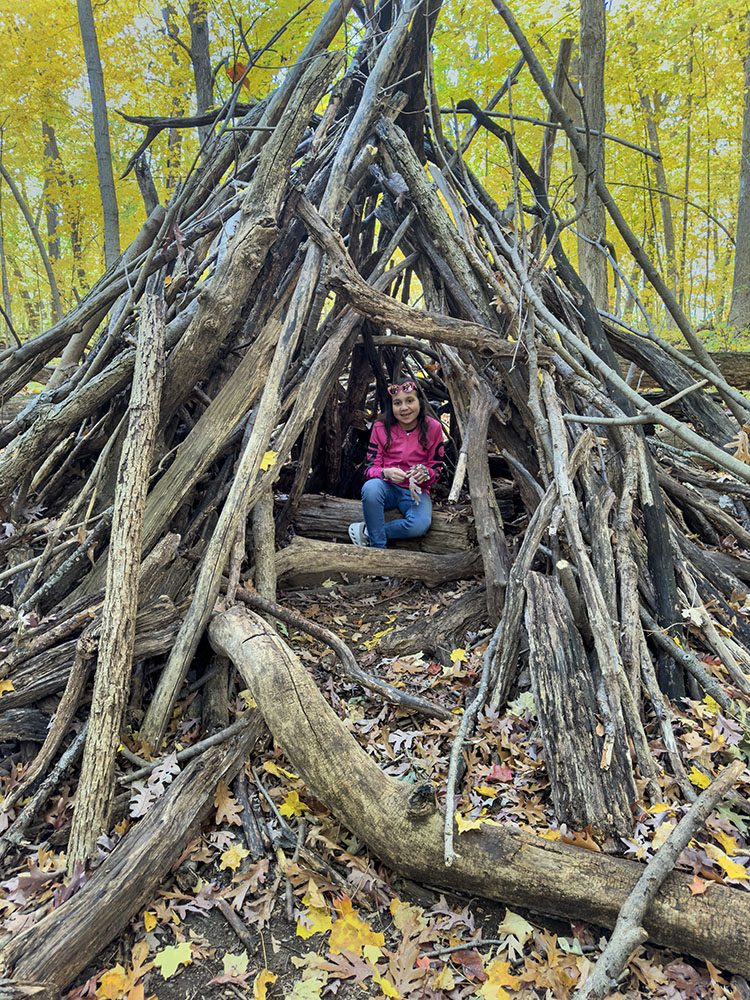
[329,895,385,956]
[689,874,708,895]
[0,679,14,697]
[703,843,749,881]
[153,941,192,979]
[220,844,250,872]
[279,790,310,818]
[688,766,711,789]
[652,819,676,851]
[143,911,157,932]
[260,450,279,472]
[480,959,519,1000]
[253,968,277,1000]
[450,647,468,663]
[214,780,244,826]
[98,965,128,999]
[296,904,333,939]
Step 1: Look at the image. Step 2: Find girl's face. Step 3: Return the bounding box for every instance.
[391,390,420,430]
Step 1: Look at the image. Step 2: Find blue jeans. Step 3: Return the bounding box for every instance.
[361,478,433,549]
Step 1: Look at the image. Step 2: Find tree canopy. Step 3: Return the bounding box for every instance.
[0,0,747,340]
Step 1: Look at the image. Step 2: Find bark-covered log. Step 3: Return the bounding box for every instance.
[292,494,477,553]
[377,584,488,656]
[0,596,180,711]
[209,607,750,977]
[525,572,636,838]
[275,536,482,586]
[1,713,266,991]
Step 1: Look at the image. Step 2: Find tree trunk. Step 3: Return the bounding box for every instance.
[188,1,214,147]
[729,13,750,329]
[76,0,121,266]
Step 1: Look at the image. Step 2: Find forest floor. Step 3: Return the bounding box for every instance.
[4,571,750,1000]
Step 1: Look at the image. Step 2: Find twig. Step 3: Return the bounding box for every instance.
[563,380,709,424]
[640,606,738,717]
[574,758,746,1000]
[444,107,661,160]
[235,589,454,720]
[118,716,257,784]
[444,619,503,867]
[215,896,258,952]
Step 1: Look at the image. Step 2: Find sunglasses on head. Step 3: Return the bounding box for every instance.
[387,381,417,396]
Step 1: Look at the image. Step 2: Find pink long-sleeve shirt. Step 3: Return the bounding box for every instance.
[364,417,445,492]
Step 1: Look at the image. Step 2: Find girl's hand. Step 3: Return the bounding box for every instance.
[406,464,429,484]
[383,467,407,483]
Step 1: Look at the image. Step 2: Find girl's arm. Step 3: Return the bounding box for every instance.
[364,423,386,480]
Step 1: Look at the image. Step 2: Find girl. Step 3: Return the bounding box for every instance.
[348,381,445,549]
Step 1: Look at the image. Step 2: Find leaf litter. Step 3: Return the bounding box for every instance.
[1,576,750,999]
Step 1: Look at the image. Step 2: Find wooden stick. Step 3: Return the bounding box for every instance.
[67,286,165,869]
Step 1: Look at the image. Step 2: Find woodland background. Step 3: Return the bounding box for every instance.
[0,0,749,348]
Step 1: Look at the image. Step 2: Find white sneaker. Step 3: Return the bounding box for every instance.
[348,522,368,546]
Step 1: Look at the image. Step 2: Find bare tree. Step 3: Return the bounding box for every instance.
[562,0,608,309]
[77,0,121,266]
[729,13,750,329]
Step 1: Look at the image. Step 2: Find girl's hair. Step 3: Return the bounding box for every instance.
[378,386,429,450]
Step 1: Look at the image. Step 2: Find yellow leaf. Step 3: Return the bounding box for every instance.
[646,802,673,814]
[143,910,157,932]
[153,941,192,979]
[99,965,128,999]
[432,965,456,990]
[238,689,257,709]
[0,679,14,697]
[374,973,400,998]
[222,950,250,977]
[450,647,467,663]
[537,828,560,841]
[253,968,277,1000]
[474,785,498,798]
[296,904,332,939]
[329,896,385,956]
[497,907,534,946]
[689,766,711,789]
[279,790,310,818]
[703,843,749,881]
[260,450,278,472]
[480,959,519,1000]
[389,896,425,931]
[220,844,250,871]
[651,819,676,851]
[454,810,497,834]
[363,943,384,965]
[712,829,739,855]
[262,761,298,780]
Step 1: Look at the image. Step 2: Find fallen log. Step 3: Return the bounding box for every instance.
[208,606,750,977]
[0,712,266,991]
[292,494,478,554]
[0,595,181,711]
[275,536,482,586]
[377,584,488,657]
